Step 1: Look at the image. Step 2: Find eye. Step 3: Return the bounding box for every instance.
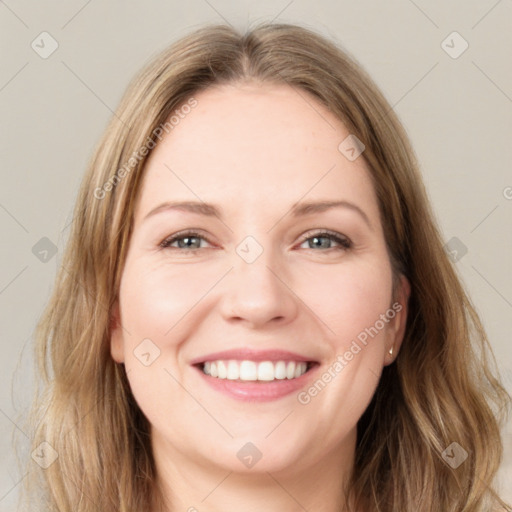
[297,230,352,251]
[159,229,352,253]
[160,231,211,252]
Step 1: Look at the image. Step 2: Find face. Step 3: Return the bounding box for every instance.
[110,83,410,479]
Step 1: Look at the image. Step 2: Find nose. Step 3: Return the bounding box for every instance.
[219,247,299,329]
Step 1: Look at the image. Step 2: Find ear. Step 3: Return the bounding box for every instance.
[385,274,411,365]
[110,301,125,363]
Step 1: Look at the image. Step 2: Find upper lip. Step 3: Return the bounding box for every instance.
[190,348,318,365]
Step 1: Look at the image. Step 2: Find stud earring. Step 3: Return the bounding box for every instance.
[388,346,394,356]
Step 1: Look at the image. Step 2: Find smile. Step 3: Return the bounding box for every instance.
[191,348,320,401]
[202,360,310,381]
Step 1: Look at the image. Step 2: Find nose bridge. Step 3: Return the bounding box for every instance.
[219,233,297,326]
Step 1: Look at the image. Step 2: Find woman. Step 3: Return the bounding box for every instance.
[26,22,511,511]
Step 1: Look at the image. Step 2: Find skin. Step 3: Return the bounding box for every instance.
[110,82,410,512]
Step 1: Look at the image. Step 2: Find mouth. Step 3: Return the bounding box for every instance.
[197,359,316,381]
[190,349,320,401]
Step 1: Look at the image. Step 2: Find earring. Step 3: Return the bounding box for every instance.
[388,346,394,356]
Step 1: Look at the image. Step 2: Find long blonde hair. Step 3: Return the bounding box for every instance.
[24,22,511,511]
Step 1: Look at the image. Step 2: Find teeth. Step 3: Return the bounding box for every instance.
[286,361,296,379]
[257,361,275,381]
[275,361,287,380]
[239,360,257,381]
[202,360,308,381]
[217,361,227,379]
[227,360,239,380]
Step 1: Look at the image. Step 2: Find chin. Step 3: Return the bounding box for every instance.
[195,432,315,476]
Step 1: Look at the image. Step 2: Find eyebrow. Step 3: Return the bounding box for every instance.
[143,199,372,229]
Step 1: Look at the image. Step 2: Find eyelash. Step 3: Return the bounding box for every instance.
[159,229,352,254]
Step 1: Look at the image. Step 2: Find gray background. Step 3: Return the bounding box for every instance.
[1,0,511,509]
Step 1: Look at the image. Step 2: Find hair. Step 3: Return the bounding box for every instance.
[23,21,511,512]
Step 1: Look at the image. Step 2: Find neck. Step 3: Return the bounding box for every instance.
[152,428,358,512]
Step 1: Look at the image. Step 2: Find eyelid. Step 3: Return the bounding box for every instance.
[296,228,352,247]
[159,228,352,252]
[159,229,212,249]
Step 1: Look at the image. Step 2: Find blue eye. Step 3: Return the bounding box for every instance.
[160,231,207,251]
[298,231,352,251]
[159,230,352,253]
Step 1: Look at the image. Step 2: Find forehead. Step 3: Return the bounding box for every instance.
[134,83,379,223]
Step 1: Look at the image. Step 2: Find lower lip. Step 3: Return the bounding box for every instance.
[194,364,319,402]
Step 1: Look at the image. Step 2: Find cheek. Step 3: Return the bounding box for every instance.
[299,259,393,346]
[118,262,210,430]
[117,260,222,420]
[119,260,218,347]
[296,259,393,418]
